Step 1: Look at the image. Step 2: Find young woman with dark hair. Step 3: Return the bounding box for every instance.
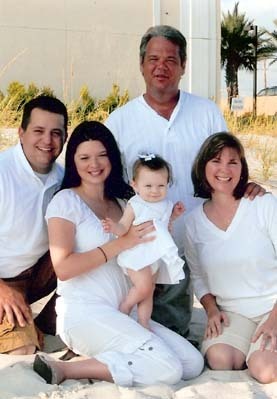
[33,121,203,386]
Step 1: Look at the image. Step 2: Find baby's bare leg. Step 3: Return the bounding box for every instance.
[136,284,155,329]
[120,266,154,328]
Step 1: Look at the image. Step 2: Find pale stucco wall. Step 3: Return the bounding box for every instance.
[220,96,277,116]
[0,0,221,102]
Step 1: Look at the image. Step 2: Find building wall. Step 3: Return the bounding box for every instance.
[0,0,221,102]
[183,0,221,101]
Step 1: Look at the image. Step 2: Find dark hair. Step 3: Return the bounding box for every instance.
[61,121,134,200]
[140,25,187,64]
[132,154,172,185]
[21,95,68,140]
[192,132,249,200]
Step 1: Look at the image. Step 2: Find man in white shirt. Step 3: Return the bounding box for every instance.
[0,95,67,354]
[106,25,261,337]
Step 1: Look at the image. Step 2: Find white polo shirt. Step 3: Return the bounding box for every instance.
[105,91,227,253]
[0,142,64,278]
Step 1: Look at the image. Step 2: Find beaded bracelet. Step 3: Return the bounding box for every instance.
[97,246,108,263]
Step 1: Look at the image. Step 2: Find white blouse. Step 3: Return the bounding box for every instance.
[184,194,277,318]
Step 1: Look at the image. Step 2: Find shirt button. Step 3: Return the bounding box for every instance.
[128,361,133,365]
[148,346,153,351]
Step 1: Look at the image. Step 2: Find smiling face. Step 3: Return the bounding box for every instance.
[132,166,169,203]
[205,147,242,197]
[74,140,112,187]
[18,108,65,174]
[140,36,185,97]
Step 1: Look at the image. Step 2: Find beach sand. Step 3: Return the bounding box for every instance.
[1,297,277,399]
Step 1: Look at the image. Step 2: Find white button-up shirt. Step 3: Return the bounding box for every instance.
[0,143,64,277]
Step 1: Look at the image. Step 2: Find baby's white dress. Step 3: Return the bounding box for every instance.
[117,194,185,284]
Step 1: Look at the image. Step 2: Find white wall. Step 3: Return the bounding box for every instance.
[180,0,221,100]
[0,0,221,102]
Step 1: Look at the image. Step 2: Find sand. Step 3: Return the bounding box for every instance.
[1,297,277,399]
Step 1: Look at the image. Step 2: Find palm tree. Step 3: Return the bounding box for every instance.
[266,19,277,66]
[221,2,275,109]
[221,3,254,108]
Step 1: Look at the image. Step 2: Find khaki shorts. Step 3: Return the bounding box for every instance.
[0,316,39,353]
[201,311,271,364]
[0,251,56,353]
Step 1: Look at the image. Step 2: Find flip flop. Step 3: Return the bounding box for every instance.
[33,354,59,384]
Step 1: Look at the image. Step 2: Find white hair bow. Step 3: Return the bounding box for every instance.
[138,153,156,161]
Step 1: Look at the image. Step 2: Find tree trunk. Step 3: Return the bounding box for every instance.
[225,63,239,109]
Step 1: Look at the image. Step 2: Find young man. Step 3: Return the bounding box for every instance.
[0,95,68,354]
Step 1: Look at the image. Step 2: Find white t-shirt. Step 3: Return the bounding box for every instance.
[45,189,131,306]
[105,91,227,254]
[46,189,153,354]
[0,143,64,277]
[183,195,277,318]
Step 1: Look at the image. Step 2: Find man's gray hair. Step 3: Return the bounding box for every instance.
[139,25,187,64]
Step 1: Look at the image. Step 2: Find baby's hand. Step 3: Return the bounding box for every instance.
[101,217,114,233]
[172,201,185,218]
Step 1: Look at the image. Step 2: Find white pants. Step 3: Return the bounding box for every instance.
[59,307,204,386]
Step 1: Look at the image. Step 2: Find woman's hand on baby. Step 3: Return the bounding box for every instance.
[123,221,155,248]
[251,312,277,352]
[205,307,229,339]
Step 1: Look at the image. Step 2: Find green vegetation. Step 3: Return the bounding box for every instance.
[0,81,276,182]
[224,111,277,137]
[0,81,129,129]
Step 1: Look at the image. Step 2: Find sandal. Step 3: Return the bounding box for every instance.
[33,354,60,384]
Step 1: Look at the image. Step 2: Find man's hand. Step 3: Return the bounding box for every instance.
[244,182,266,200]
[0,280,32,327]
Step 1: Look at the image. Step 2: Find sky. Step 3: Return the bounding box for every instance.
[220,0,277,97]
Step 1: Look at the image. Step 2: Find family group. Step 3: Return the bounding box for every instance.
[0,25,276,386]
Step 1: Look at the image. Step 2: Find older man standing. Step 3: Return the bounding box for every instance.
[0,95,67,354]
[105,25,228,337]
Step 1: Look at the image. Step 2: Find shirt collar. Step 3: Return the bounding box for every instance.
[139,90,184,122]
[14,142,61,187]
